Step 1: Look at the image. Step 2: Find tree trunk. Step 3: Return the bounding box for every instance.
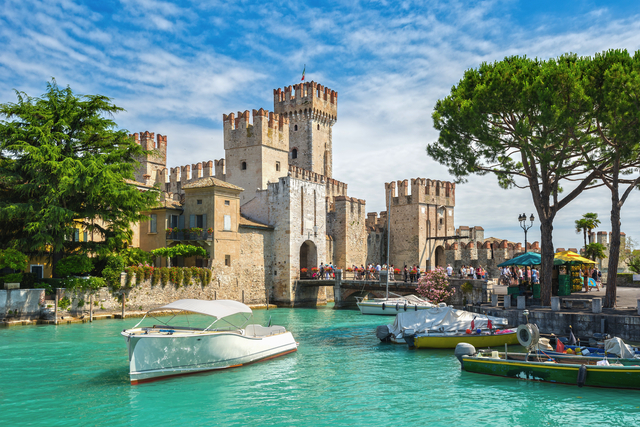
[606,189,621,308]
[539,218,555,306]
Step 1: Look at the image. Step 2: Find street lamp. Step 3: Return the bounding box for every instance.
[518,213,535,253]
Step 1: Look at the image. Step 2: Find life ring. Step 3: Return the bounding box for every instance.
[395,303,400,311]
[577,364,587,387]
[382,303,385,310]
[517,324,540,348]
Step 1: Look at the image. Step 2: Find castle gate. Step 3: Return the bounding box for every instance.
[435,245,445,268]
[300,240,318,271]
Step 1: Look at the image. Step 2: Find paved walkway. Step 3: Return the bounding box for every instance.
[491,282,640,309]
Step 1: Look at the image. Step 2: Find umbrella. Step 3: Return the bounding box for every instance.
[497,252,542,267]
[553,250,596,266]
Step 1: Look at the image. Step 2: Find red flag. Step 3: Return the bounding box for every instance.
[471,318,475,330]
[556,339,565,353]
[488,319,492,330]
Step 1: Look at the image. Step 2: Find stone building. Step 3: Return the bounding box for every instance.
[134,81,366,306]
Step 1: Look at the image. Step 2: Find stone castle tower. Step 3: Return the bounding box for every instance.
[273,82,338,178]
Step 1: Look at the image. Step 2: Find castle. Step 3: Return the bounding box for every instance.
[129,80,544,306]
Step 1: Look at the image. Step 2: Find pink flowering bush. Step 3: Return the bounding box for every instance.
[416,267,455,304]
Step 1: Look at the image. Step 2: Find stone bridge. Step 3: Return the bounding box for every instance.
[295,270,490,308]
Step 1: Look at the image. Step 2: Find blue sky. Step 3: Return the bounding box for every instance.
[2,0,640,250]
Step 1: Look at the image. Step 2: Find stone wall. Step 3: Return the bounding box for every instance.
[1,289,44,319]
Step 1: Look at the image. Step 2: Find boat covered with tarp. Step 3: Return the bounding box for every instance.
[376,306,516,348]
[121,299,298,385]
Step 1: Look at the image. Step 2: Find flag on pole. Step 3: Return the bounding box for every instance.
[301,65,306,81]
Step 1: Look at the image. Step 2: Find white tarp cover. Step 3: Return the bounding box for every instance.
[604,337,636,359]
[150,299,252,320]
[386,306,509,338]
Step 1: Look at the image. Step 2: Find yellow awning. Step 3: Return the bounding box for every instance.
[554,250,596,264]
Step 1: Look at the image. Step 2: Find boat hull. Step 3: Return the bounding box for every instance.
[357,301,433,315]
[460,356,640,389]
[414,332,518,349]
[122,330,298,384]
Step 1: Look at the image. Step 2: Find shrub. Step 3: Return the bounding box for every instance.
[159,267,170,287]
[142,265,153,281]
[62,276,106,291]
[199,268,212,287]
[121,247,154,267]
[0,249,28,271]
[56,255,93,277]
[416,267,455,304]
[77,299,85,308]
[59,297,71,311]
[1,272,23,283]
[102,255,125,287]
[151,269,161,287]
[461,282,474,294]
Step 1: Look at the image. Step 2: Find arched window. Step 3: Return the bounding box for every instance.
[292,148,298,159]
[317,124,320,130]
[294,124,298,131]
[241,161,247,170]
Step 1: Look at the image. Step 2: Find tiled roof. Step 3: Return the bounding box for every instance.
[125,179,156,189]
[183,177,244,191]
[239,215,272,230]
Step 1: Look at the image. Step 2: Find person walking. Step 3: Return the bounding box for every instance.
[403,265,408,282]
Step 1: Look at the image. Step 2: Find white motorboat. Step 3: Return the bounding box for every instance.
[121,299,298,385]
[356,293,436,315]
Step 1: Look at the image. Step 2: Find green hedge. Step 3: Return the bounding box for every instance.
[616,273,640,287]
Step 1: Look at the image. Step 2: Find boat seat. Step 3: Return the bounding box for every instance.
[245,324,286,337]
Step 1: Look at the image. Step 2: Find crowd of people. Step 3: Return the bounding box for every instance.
[499,266,539,286]
[445,264,487,280]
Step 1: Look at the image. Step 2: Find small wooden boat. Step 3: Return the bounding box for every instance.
[454,343,640,389]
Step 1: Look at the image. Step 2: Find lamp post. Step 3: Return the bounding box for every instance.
[518,213,535,253]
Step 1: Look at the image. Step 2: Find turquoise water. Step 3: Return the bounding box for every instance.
[2,306,640,426]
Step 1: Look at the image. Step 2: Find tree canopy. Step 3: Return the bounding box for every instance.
[575,213,600,250]
[427,54,603,305]
[428,50,640,307]
[0,80,159,258]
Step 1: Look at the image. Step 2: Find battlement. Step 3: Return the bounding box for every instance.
[166,160,221,194]
[273,81,338,121]
[130,131,167,165]
[384,178,455,207]
[288,165,347,196]
[223,109,289,151]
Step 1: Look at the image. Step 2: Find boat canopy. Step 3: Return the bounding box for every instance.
[386,306,510,338]
[149,299,253,319]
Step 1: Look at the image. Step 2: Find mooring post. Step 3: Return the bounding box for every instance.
[121,291,126,319]
[89,294,93,322]
[333,269,342,309]
[54,288,59,325]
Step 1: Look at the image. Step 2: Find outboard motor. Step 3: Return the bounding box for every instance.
[376,325,392,342]
[454,343,476,368]
[402,329,416,348]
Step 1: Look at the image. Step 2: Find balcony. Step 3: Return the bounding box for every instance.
[165,230,213,242]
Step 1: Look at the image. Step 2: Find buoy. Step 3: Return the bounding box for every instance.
[395,303,400,311]
[577,364,587,387]
[382,303,385,310]
[415,305,418,311]
[476,329,482,334]
[466,329,471,334]
[403,303,407,311]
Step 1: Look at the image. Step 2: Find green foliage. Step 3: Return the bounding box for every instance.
[151,244,207,259]
[121,247,154,267]
[461,282,474,294]
[199,268,212,287]
[151,269,161,287]
[159,267,170,287]
[36,282,53,294]
[0,249,28,271]
[55,255,94,277]
[183,268,193,287]
[583,243,607,261]
[575,213,600,250]
[101,256,124,287]
[62,276,106,291]
[629,256,640,274]
[1,272,22,283]
[0,80,159,255]
[77,299,85,308]
[58,297,71,311]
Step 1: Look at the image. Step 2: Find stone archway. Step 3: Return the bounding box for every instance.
[299,240,318,272]
[435,245,445,268]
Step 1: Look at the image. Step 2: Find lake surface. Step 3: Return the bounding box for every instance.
[2,305,639,426]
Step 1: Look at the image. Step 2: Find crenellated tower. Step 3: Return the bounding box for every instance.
[130,131,168,186]
[273,81,337,178]
[223,109,290,204]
